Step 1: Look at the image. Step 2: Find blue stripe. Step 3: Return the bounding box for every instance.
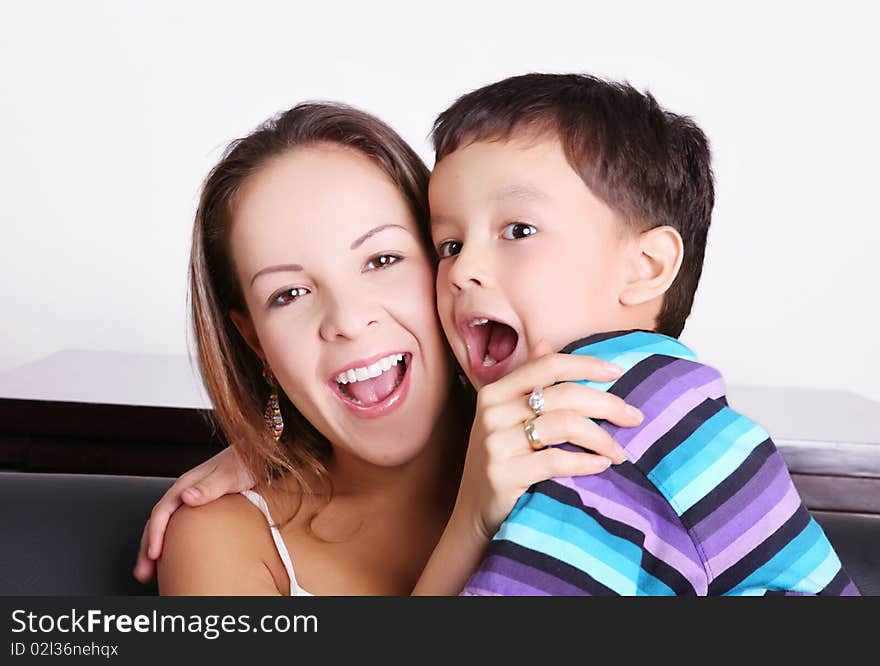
[571,331,695,365]
[508,493,644,572]
[647,407,740,495]
[731,517,828,594]
[792,545,842,592]
[496,522,638,595]
[503,492,675,595]
[764,520,839,593]
[670,424,768,513]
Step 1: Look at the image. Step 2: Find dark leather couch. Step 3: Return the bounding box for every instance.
[0,472,172,595]
[0,471,877,596]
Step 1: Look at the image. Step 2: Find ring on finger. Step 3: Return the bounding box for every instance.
[528,386,545,417]
[523,417,546,451]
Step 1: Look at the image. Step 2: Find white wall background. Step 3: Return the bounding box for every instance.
[1,1,878,401]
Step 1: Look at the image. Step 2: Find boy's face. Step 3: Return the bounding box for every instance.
[429,134,638,389]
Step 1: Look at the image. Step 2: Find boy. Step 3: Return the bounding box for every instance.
[428,73,858,595]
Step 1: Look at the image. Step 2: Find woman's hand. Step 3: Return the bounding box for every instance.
[455,339,641,542]
[132,446,254,583]
[413,340,641,595]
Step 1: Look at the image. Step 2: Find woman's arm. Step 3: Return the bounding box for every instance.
[413,344,641,595]
[158,495,280,595]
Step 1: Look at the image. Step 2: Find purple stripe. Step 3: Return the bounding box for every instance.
[464,554,589,595]
[555,471,708,593]
[617,359,711,423]
[701,376,726,400]
[694,454,792,558]
[612,377,724,463]
[704,482,802,578]
[606,362,719,447]
[841,581,860,596]
[562,469,696,555]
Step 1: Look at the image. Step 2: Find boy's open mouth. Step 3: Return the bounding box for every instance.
[463,317,519,381]
[333,352,410,406]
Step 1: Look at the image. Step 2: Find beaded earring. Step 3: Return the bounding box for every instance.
[262,363,284,441]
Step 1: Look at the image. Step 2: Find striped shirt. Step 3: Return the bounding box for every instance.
[462,330,859,596]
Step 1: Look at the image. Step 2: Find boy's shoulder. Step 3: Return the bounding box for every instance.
[562,329,772,516]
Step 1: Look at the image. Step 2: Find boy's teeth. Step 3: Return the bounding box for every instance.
[482,354,497,367]
[336,353,406,385]
[469,318,489,327]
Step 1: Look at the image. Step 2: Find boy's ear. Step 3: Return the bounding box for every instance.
[229,309,264,359]
[619,225,684,306]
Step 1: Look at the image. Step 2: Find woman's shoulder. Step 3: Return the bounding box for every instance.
[170,489,270,532]
[158,493,282,595]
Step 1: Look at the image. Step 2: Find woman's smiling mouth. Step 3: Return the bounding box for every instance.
[329,351,412,418]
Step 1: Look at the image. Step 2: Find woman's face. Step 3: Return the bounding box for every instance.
[229,144,453,467]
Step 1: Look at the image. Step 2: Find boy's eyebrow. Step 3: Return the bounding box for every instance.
[493,184,549,203]
[250,224,408,287]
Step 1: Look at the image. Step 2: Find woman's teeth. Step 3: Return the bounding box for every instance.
[336,353,404,385]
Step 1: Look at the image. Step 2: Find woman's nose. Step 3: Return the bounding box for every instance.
[318,290,380,341]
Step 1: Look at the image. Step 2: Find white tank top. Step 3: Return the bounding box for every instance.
[240,490,313,596]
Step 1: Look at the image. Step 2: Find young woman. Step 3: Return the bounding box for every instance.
[141,102,638,595]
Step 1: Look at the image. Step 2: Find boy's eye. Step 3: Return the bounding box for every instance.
[501,223,538,240]
[365,254,402,271]
[436,240,462,258]
[270,287,309,308]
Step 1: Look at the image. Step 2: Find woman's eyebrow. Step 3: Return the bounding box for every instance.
[250,263,302,288]
[350,224,408,250]
[249,224,407,288]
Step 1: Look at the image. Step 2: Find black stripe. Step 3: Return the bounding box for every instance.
[680,438,777,527]
[532,479,649,547]
[639,546,701,595]
[609,460,661,494]
[607,354,681,402]
[708,505,812,595]
[559,330,642,354]
[487,539,616,595]
[635,398,725,474]
[821,568,854,596]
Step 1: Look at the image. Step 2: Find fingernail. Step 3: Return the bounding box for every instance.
[605,362,624,376]
[626,405,643,422]
[185,486,202,500]
[148,545,157,559]
[599,456,612,469]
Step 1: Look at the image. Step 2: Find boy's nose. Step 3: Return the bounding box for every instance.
[447,247,489,293]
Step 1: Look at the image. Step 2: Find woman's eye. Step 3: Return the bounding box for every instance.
[436,240,462,258]
[501,222,538,240]
[365,254,402,271]
[270,287,309,307]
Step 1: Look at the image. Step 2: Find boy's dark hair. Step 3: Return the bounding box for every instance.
[431,73,714,338]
